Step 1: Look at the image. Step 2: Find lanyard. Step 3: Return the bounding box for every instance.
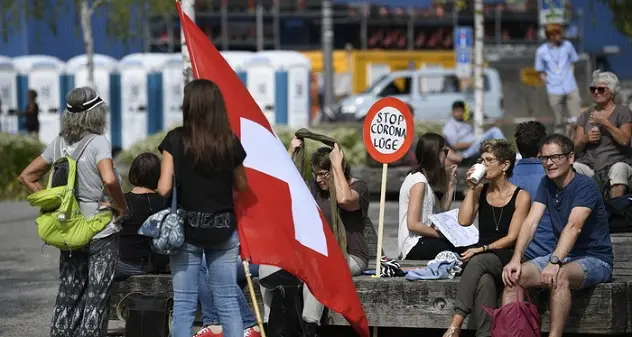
[547,43,564,71]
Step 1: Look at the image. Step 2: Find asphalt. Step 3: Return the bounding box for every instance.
[0,200,461,336]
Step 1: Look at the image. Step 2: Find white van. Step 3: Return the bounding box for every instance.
[331,67,504,123]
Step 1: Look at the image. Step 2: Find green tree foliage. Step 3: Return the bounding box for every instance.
[598,0,632,38]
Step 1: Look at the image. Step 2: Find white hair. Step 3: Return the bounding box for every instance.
[591,69,621,98]
[60,87,108,144]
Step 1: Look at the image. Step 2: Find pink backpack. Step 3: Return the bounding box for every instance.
[483,286,541,337]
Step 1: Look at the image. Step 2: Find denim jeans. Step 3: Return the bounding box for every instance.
[528,254,613,290]
[170,231,243,337]
[461,126,506,159]
[199,255,257,328]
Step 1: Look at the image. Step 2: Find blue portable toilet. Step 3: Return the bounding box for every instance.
[220,51,254,85]
[244,51,311,128]
[12,55,65,145]
[63,54,121,147]
[117,53,172,150]
[0,56,19,134]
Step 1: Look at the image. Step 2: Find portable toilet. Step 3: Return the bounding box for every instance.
[156,53,184,130]
[244,51,311,128]
[12,55,65,144]
[118,53,171,149]
[220,51,253,85]
[0,56,19,134]
[64,54,120,146]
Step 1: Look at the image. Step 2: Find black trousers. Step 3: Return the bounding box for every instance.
[405,237,458,260]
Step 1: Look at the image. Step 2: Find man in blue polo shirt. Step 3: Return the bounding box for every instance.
[502,134,612,337]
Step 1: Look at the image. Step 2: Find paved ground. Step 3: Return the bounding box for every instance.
[0,200,461,336]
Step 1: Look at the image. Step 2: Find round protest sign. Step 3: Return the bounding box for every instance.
[362,97,414,164]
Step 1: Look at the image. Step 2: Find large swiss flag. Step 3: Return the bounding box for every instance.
[177,4,369,337]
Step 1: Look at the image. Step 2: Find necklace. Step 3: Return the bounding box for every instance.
[491,204,504,231]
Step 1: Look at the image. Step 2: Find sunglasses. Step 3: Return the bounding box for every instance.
[590,86,608,95]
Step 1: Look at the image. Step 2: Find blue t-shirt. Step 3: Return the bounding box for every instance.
[534,174,613,266]
[509,158,555,260]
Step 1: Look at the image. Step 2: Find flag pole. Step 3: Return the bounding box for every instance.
[243,260,267,337]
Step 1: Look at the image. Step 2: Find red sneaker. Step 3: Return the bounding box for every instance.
[244,326,261,337]
[195,325,223,337]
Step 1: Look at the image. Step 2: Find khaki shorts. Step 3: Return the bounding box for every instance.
[573,162,632,187]
[548,90,582,125]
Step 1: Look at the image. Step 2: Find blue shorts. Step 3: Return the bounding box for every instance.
[527,254,613,290]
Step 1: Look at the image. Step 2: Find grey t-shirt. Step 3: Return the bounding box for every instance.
[577,105,632,171]
[41,135,120,238]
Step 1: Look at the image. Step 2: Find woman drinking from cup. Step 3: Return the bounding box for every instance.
[443,139,531,337]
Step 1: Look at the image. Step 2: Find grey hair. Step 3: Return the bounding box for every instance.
[60,87,108,144]
[591,69,621,98]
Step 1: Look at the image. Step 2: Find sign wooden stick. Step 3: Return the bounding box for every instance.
[362,96,414,278]
[243,260,267,337]
[373,163,388,278]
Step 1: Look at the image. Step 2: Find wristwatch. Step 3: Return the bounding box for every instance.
[549,255,562,265]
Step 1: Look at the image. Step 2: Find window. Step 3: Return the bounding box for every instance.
[419,74,491,94]
[378,76,412,97]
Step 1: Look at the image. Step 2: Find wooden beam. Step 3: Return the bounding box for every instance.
[110,275,632,334]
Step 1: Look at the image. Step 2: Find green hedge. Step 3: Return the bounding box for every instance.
[0,124,445,201]
[115,124,444,168]
[0,133,45,200]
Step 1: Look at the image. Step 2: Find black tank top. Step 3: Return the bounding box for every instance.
[478,184,522,246]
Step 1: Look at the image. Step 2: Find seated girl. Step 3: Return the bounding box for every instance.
[444,139,531,337]
[398,133,458,260]
[115,152,167,281]
[258,134,371,337]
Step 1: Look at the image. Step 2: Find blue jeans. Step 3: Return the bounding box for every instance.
[170,232,243,337]
[461,126,506,159]
[199,255,257,328]
[528,254,613,290]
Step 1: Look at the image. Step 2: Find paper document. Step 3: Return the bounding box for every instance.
[429,209,479,247]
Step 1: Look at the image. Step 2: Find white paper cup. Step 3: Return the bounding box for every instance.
[469,163,487,185]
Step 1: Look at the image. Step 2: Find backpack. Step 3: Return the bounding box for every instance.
[483,286,541,337]
[604,194,632,233]
[26,134,113,251]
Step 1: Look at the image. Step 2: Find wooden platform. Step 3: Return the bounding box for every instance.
[109,234,632,335]
[110,273,632,335]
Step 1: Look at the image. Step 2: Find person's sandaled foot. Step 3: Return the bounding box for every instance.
[442,325,461,337]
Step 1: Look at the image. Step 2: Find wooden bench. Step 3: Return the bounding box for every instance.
[109,232,632,335]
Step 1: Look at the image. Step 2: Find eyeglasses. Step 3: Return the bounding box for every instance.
[589,86,608,95]
[312,170,330,179]
[480,157,499,166]
[537,153,570,164]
